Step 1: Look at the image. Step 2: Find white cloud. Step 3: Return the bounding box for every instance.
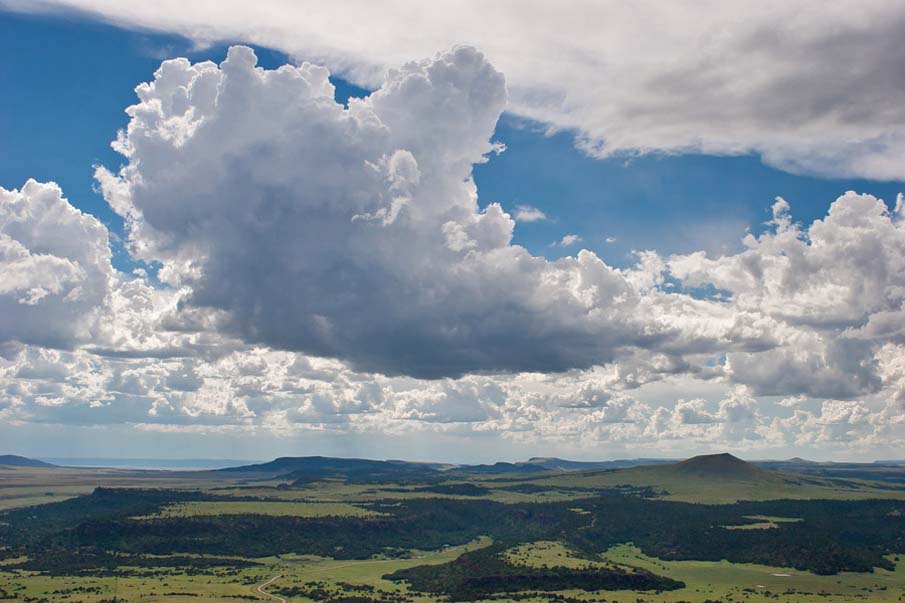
[95,45,754,379]
[551,233,583,247]
[670,192,905,400]
[0,180,114,350]
[512,205,547,223]
[8,0,905,180]
[4,44,905,458]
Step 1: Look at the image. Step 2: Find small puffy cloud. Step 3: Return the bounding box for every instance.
[554,381,614,409]
[392,378,505,423]
[513,205,548,222]
[675,398,718,425]
[551,234,583,247]
[776,395,807,408]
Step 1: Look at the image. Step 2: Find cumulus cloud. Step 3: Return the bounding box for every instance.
[96,45,752,379]
[0,180,113,350]
[670,192,905,400]
[4,44,905,458]
[551,234,583,248]
[8,0,905,180]
[512,205,547,223]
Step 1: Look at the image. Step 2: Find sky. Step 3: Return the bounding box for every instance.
[1,2,904,463]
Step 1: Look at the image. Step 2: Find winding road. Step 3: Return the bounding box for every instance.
[254,574,287,603]
[252,560,398,602]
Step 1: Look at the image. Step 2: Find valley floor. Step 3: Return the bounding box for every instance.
[3,539,904,603]
[2,455,905,603]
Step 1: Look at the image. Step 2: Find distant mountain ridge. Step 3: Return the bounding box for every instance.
[214,453,743,484]
[12,451,899,480]
[0,455,56,468]
[7,452,902,494]
[218,455,454,484]
[524,457,673,471]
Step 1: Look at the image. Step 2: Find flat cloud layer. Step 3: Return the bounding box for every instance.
[1,45,905,457]
[7,0,905,180]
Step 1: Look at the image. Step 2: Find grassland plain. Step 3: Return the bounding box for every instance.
[598,544,905,603]
[5,455,903,513]
[526,463,905,503]
[260,540,905,603]
[0,466,248,511]
[4,545,901,603]
[495,540,905,602]
[1,454,904,603]
[0,539,490,603]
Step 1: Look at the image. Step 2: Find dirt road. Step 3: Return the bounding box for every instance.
[254,574,287,603]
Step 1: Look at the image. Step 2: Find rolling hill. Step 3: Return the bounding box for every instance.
[217,455,450,483]
[217,455,675,481]
[0,455,56,468]
[671,452,774,480]
[215,455,643,482]
[211,452,905,503]
[526,452,904,503]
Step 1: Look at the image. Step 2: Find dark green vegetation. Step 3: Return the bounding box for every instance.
[3,456,905,575]
[1,452,905,602]
[273,580,410,603]
[384,542,684,599]
[11,489,903,575]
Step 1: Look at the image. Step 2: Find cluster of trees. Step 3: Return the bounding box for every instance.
[384,543,683,600]
[567,495,905,574]
[13,547,259,576]
[410,483,489,496]
[1,486,903,577]
[273,580,411,603]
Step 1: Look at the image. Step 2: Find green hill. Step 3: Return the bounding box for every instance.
[526,452,905,503]
[671,452,775,480]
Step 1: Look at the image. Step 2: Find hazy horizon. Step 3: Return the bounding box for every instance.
[6,451,903,470]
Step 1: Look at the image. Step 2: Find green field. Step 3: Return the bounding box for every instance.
[599,544,905,603]
[5,539,897,603]
[529,463,905,503]
[1,454,904,603]
[0,539,491,603]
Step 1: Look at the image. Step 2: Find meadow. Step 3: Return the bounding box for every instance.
[1,453,904,603]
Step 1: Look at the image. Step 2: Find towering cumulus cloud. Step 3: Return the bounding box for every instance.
[0,180,113,351]
[4,44,904,456]
[97,46,730,378]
